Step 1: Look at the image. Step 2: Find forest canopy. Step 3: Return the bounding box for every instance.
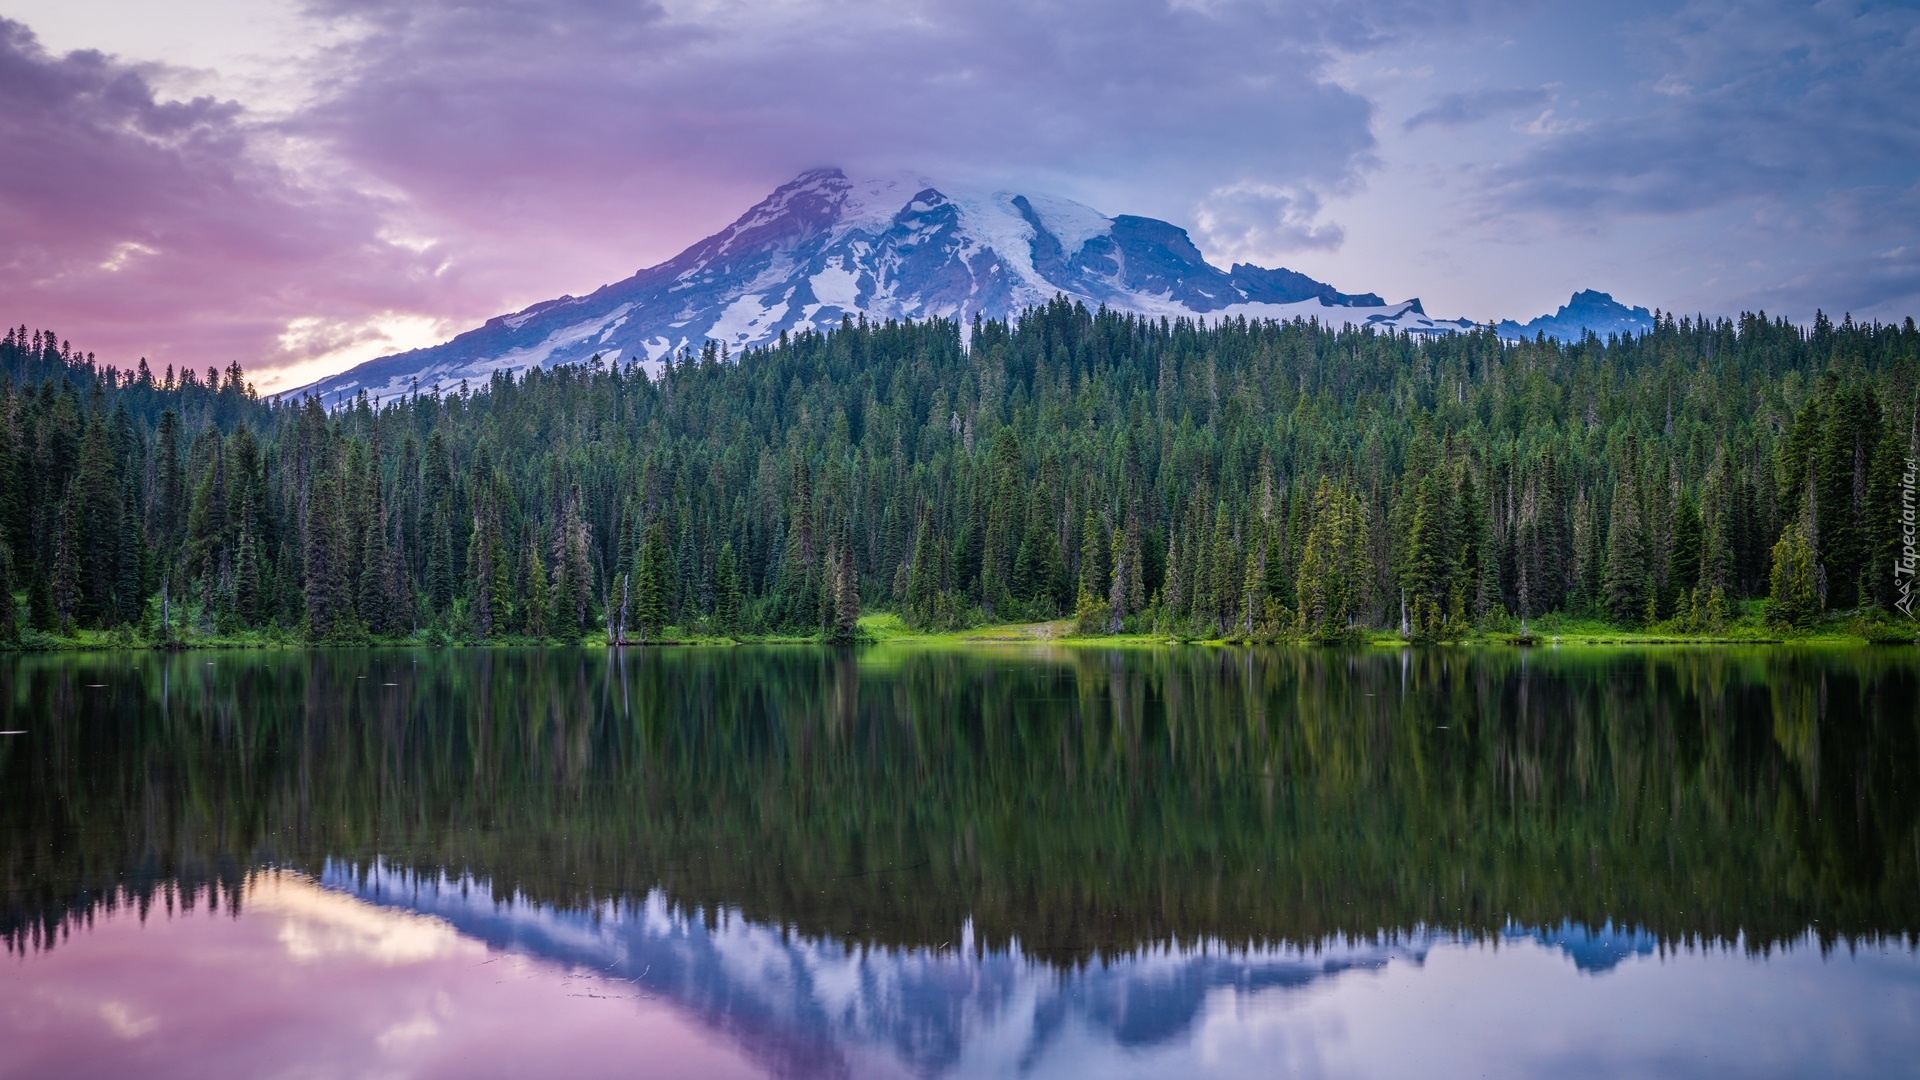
[0,302,1916,645]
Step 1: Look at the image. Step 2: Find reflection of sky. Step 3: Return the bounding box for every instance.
[6,867,1919,1079]
[0,872,761,1080]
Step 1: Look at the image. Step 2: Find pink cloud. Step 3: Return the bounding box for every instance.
[2,877,767,1079]
[0,19,470,382]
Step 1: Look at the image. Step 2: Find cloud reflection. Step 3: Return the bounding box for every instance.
[248,870,482,965]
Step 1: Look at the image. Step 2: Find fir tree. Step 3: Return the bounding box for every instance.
[767,461,820,630]
[234,524,261,626]
[1768,523,1820,630]
[1603,468,1649,625]
[634,521,669,640]
[523,538,551,639]
[828,536,860,640]
[50,494,78,634]
[1106,523,1132,633]
[27,567,54,633]
[1012,484,1066,612]
[1240,527,1269,639]
[304,469,353,641]
[427,506,456,618]
[0,540,16,645]
[1073,507,1110,634]
[1297,481,1370,642]
[713,541,743,636]
[905,505,944,628]
[1208,503,1237,635]
[1666,491,1702,619]
[980,433,1023,612]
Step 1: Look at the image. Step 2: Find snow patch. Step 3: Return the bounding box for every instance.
[809,261,863,309]
[707,293,790,344]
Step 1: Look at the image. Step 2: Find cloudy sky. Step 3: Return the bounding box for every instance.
[3,0,1916,390]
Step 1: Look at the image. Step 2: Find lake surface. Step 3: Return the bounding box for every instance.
[4,645,1919,1078]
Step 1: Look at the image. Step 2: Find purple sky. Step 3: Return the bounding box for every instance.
[3,0,1917,390]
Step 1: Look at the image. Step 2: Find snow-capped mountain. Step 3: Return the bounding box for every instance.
[299,169,1644,401]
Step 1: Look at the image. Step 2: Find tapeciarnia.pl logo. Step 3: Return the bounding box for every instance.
[1897,447,1917,620]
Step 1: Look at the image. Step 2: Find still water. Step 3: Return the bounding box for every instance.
[3,645,1918,1078]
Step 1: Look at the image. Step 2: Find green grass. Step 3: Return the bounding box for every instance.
[856,607,1919,649]
[9,598,1914,652]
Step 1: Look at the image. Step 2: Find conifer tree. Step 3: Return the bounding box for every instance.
[0,399,23,570]
[234,524,261,626]
[1455,467,1487,604]
[713,541,742,636]
[1013,484,1066,612]
[767,460,820,630]
[467,501,498,639]
[1768,523,1820,630]
[1161,530,1185,633]
[68,417,127,626]
[1073,507,1109,633]
[552,484,594,637]
[1814,380,1881,609]
[1105,524,1131,633]
[304,469,353,640]
[149,408,186,560]
[50,494,79,634]
[0,540,16,645]
[1196,504,1225,635]
[828,535,860,640]
[1666,491,1702,619]
[950,487,981,602]
[523,538,551,639]
[905,505,944,628]
[634,521,669,640]
[980,433,1023,612]
[27,567,54,633]
[427,506,456,618]
[1297,481,1370,642]
[1240,527,1269,638]
[1603,469,1649,625]
[359,506,392,635]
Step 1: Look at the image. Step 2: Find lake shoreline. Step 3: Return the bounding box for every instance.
[5,611,1914,652]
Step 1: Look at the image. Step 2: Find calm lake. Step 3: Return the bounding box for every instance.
[3,645,1918,1078]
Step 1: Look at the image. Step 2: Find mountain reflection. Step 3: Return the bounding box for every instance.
[5,644,1919,969]
[334,861,1430,1076]
[325,857,1695,1077]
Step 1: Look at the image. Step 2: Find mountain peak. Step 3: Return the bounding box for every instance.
[1499,290,1654,341]
[299,169,1596,401]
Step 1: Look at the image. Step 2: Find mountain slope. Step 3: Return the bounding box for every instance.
[300,169,1649,401]
[302,169,1470,400]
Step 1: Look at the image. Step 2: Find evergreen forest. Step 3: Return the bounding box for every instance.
[0,302,1916,646]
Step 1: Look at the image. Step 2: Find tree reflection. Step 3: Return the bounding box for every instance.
[4,645,1917,958]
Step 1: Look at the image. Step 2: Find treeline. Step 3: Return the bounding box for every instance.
[0,305,1916,644]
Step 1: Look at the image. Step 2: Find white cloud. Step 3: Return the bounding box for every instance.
[1195,184,1346,264]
